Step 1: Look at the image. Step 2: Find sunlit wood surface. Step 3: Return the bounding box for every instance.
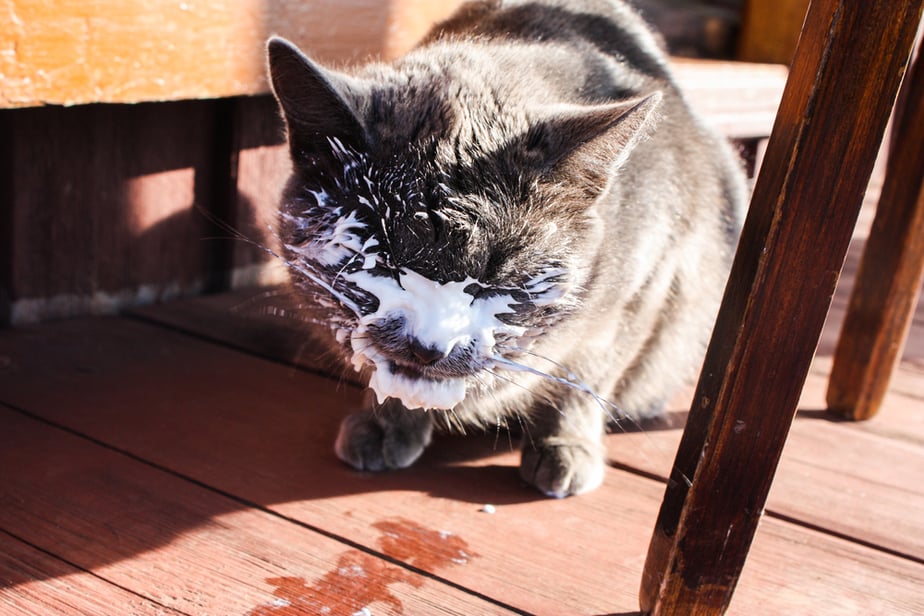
[0,0,467,107]
[1,185,922,614]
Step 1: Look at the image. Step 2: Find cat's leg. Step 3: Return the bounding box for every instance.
[335,398,434,472]
[519,396,607,498]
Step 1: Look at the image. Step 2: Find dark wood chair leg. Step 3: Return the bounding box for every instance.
[639,1,924,614]
[827,44,924,421]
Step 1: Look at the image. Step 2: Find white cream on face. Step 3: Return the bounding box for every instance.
[346,269,525,410]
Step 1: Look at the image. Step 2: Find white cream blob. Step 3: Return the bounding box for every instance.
[347,269,525,410]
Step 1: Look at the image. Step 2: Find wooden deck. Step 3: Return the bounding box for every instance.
[1,194,923,615]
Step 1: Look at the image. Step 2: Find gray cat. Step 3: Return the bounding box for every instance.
[266,0,746,497]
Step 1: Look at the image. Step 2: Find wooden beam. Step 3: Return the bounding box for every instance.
[639,1,924,613]
[827,44,924,420]
[0,0,467,108]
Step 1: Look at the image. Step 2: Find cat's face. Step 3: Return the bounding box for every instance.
[279,134,587,410]
[268,38,659,410]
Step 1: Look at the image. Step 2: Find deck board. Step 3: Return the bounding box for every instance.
[126,252,924,564]
[2,314,923,614]
[0,405,510,616]
[0,530,184,616]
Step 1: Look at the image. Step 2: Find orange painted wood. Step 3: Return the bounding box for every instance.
[0,405,512,616]
[827,47,924,420]
[640,1,924,613]
[2,317,924,614]
[0,531,184,615]
[737,0,810,64]
[0,0,467,108]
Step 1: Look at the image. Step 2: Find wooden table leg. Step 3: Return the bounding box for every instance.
[638,2,924,614]
[827,44,924,421]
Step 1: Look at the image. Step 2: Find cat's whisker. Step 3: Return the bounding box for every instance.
[449,408,467,435]
[497,345,667,437]
[484,367,557,411]
[194,203,367,325]
[470,371,519,452]
[495,350,694,487]
[491,355,618,424]
[500,345,641,430]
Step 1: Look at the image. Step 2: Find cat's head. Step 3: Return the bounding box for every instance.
[267,37,660,410]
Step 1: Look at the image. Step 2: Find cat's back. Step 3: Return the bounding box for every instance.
[419,0,673,90]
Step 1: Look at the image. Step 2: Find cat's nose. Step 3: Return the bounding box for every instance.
[407,337,447,365]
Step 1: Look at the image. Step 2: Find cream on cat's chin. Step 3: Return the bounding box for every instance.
[368,363,467,410]
[346,268,524,410]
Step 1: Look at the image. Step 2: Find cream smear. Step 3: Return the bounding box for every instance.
[347,269,525,410]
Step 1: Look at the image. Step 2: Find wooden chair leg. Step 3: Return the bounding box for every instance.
[638,2,924,614]
[827,44,924,421]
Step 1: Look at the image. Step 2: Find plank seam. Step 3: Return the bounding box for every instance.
[120,311,924,569]
[122,310,355,385]
[0,527,193,615]
[1,401,533,616]
[608,460,924,565]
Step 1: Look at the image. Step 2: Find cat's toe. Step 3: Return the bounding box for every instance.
[334,410,432,472]
[520,439,606,498]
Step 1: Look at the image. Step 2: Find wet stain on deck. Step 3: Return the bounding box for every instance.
[250,517,476,615]
[373,518,476,569]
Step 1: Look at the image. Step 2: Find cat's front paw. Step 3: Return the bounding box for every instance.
[520,438,606,498]
[334,409,433,472]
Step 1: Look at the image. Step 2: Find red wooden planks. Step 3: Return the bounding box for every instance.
[0,405,514,616]
[0,531,184,616]
[2,316,923,614]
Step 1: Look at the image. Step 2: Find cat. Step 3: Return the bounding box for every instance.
[266,0,747,497]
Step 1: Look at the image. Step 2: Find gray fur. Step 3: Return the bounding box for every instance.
[267,0,746,497]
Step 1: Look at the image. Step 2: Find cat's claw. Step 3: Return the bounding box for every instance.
[520,439,606,498]
[335,410,433,472]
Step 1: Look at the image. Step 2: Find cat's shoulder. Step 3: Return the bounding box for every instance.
[420,0,670,78]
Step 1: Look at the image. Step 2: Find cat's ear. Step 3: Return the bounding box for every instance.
[267,37,369,166]
[531,93,662,195]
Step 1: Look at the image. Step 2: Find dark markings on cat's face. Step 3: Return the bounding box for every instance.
[265,0,747,497]
[267,37,660,410]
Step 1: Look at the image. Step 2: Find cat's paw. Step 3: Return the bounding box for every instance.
[334,410,433,472]
[519,438,606,498]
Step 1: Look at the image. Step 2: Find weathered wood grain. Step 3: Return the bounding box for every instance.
[640,1,924,613]
[611,371,924,562]
[0,0,467,108]
[1,101,221,324]
[126,253,924,563]
[827,46,924,420]
[2,316,923,614]
[0,405,515,616]
[0,531,184,615]
[226,96,291,290]
[737,0,809,64]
